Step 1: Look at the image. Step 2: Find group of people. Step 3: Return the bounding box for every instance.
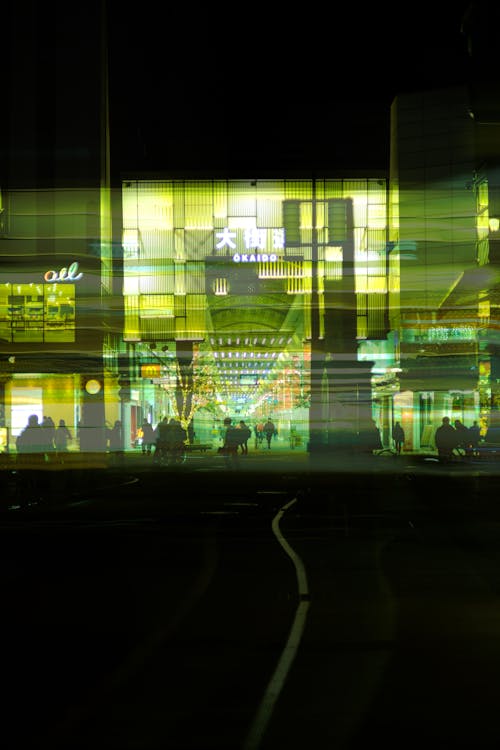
[138,415,268,467]
[254,419,277,449]
[153,417,187,465]
[434,417,481,462]
[16,414,73,460]
[219,417,278,468]
[391,417,483,462]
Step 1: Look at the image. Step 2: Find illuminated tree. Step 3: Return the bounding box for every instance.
[172,352,220,439]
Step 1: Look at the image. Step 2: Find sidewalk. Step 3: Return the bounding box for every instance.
[0,442,446,474]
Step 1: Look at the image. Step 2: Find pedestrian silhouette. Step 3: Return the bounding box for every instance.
[41,415,56,458]
[107,420,124,465]
[392,421,405,454]
[222,417,241,468]
[238,420,251,455]
[263,418,275,449]
[155,417,170,464]
[15,414,47,505]
[454,419,472,457]
[468,420,481,455]
[254,422,264,448]
[54,419,72,455]
[140,419,155,455]
[16,414,45,457]
[164,418,187,465]
[434,416,457,463]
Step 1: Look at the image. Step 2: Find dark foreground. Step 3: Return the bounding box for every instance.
[1,453,500,749]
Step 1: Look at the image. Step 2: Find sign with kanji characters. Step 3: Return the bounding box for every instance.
[215,227,285,262]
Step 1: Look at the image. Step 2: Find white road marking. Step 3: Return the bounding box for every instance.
[242,497,310,750]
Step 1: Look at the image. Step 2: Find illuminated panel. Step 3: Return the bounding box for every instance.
[124,295,140,341]
[476,180,490,266]
[122,179,388,349]
[0,283,75,343]
[123,229,140,259]
[140,295,174,318]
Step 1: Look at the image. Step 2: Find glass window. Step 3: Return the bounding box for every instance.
[0,283,75,343]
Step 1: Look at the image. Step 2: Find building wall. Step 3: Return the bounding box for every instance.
[1,2,121,451]
[393,86,477,318]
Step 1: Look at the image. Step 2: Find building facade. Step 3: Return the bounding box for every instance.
[389,84,500,451]
[3,4,500,456]
[118,178,393,450]
[1,2,123,452]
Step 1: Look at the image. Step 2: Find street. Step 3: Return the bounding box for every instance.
[1,463,500,748]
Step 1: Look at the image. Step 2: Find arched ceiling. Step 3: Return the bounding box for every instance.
[204,293,307,409]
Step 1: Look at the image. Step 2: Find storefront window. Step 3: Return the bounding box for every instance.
[0,283,75,343]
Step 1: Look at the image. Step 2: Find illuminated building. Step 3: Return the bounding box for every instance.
[119,178,392,449]
[0,4,123,452]
[2,3,499,457]
[388,0,500,450]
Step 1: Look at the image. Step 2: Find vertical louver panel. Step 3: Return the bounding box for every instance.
[141,317,176,339]
[175,294,206,341]
[367,294,386,338]
[175,263,185,296]
[283,200,301,246]
[141,229,175,260]
[174,228,185,260]
[185,181,213,228]
[328,199,350,244]
[184,229,213,260]
[173,183,185,229]
[139,263,175,294]
[184,262,205,294]
[228,181,257,217]
[124,295,140,341]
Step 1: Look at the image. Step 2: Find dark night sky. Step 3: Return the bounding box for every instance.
[107,1,474,176]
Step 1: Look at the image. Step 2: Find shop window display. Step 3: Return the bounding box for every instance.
[0,283,75,343]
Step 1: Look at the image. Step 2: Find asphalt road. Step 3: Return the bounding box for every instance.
[2,464,500,749]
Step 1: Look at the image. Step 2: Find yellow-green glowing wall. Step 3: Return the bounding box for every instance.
[121,179,388,342]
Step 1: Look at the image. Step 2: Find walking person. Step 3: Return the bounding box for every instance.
[16,414,45,458]
[468,420,481,456]
[263,418,275,449]
[221,417,241,469]
[255,422,264,448]
[54,419,72,458]
[140,419,155,455]
[41,415,56,460]
[434,416,457,463]
[238,420,251,455]
[392,421,405,454]
[154,416,170,465]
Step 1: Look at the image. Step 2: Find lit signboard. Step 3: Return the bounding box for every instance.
[141,364,161,378]
[215,227,285,262]
[44,261,83,282]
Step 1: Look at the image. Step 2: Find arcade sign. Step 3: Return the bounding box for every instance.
[215,227,285,263]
